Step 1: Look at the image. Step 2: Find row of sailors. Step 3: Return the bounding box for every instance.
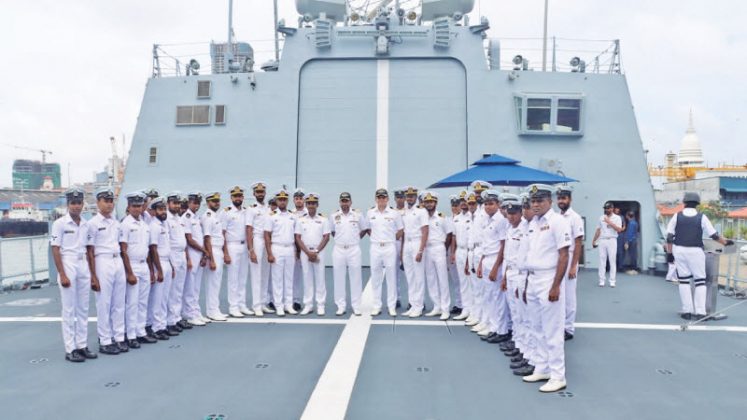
[51,181,581,393]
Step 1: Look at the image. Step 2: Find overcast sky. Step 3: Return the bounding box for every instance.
[1,0,745,188]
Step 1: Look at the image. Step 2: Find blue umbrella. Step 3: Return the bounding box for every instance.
[429,154,576,188]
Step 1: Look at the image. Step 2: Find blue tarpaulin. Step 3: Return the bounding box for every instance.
[429,154,576,188]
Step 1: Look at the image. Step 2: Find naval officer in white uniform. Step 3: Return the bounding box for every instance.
[51,187,97,362]
[295,193,331,315]
[421,191,454,320]
[201,192,228,322]
[555,185,585,340]
[265,189,297,316]
[400,186,429,317]
[367,188,404,316]
[592,202,623,287]
[223,186,252,318]
[330,192,369,316]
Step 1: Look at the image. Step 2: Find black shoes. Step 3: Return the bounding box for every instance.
[510,359,529,369]
[78,347,98,359]
[155,330,170,340]
[127,339,141,349]
[267,302,276,312]
[510,353,524,363]
[450,306,463,315]
[116,341,129,353]
[166,326,180,336]
[513,365,534,376]
[481,332,497,341]
[499,341,515,352]
[178,319,193,330]
[487,333,511,344]
[137,335,157,344]
[66,351,85,363]
[396,300,402,309]
[293,302,302,311]
[680,313,692,320]
[564,331,574,341]
[504,348,521,357]
[99,344,120,355]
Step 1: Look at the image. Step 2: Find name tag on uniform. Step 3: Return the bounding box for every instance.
[541,226,550,231]
[64,230,75,234]
[98,227,106,231]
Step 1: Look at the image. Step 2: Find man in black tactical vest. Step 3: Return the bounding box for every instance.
[665,192,733,320]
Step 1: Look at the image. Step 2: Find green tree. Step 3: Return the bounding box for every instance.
[698,201,728,220]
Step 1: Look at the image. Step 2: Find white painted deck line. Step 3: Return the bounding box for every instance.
[2,317,747,333]
[375,59,389,189]
[300,281,375,420]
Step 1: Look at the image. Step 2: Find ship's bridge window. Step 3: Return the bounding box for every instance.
[514,94,584,136]
[197,80,211,98]
[176,105,211,126]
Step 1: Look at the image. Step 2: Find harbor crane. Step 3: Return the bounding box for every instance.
[1,143,54,163]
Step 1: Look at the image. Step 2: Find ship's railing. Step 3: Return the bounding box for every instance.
[0,235,49,291]
[489,36,622,74]
[721,239,747,298]
[151,39,284,78]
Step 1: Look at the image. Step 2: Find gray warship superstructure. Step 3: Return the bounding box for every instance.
[121,0,656,268]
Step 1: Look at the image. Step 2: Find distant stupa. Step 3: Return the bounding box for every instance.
[677,109,704,167]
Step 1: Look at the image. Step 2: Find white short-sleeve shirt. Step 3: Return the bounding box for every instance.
[367,207,403,243]
[481,212,508,255]
[403,206,429,239]
[427,211,453,244]
[87,213,121,256]
[50,214,88,257]
[149,218,171,258]
[201,208,225,247]
[330,209,368,246]
[166,211,187,251]
[666,208,718,238]
[119,214,150,261]
[561,207,585,252]
[265,209,296,245]
[295,213,331,249]
[598,213,622,239]
[525,209,572,271]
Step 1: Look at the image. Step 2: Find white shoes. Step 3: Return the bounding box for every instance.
[253,308,264,317]
[353,310,362,316]
[300,306,313,316]
[471,322,487,332]
[425,309,441,317]
[439,312,450,321]
[229,310,245,318]
[408,310,422,318]
[285,306,298,315]
[388,308,397,317]
[465,317,479,326]
[539,379,567,392]
[317,307,325,316]
[477,327,491,336]
[371,308,382,316]
[454,312,470,321]
[261,304,275,314]
[336,308,346,316]
[522,373,551,383]
[598,281,605,287]
[240,307,254,316]
[276,307,286,317]
[199,314,212,323]
[188,317,206,326]
[208,313,228,322]
[610,281,616,288]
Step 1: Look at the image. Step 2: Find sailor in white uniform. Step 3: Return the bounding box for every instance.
[246,182,273,315]
[119,191,156,349]
[201,192,228,322]
[366,188,404,316]
[182,192,209,326]
[147,197,174,340]
[165,192,191,334]
[521,184,572,393]
[555,185,585,340]
[421,191,454,320]
[393,188,406,309]
[463,191,482,328]
[447,194,463,316]
[51,187,97,362]
[223,186,252,318]
[592,202,623,287]
[467,181,493,333]
[265,189,297,316]
[666,192,732,320]
[291,189,308,312]
[86,187,127,355]
[330,192,369,316]
[294,193,331,315]
[400,186,429,317]
[450,191,474,322]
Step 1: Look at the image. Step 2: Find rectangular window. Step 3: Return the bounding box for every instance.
[514,93,584,136]
[176,105,211,126]
[197,80,211,98]
[215,105,226,125]
[148,146,158,165]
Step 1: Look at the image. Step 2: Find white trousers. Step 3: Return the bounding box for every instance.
[526,269,566,381]
[424,243,451,313]
[333,245,362,312]
[58,256,90,353]
[455,248,473,316]
[564,260,578,334]
[506,269,527,355]
[226,242,250,312]
[147,257,172,332]
[482,254,510,334]
[293,256,303,303]
[448,248,462,308]
[301,251,327,307]
[402,239,425,312]
[598,238,617,283]
[673,245,707,315]
[94,254,126,345]
[125,260,150,339]
[167,252,188,325]
[470,250,486,320]
[271,245,295,307]
[250,237,271,310]
[205,247,224,317]
[182,250,204,319]
[517,273,537,365]
[370,243,397,311]
[395,238,403,300]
